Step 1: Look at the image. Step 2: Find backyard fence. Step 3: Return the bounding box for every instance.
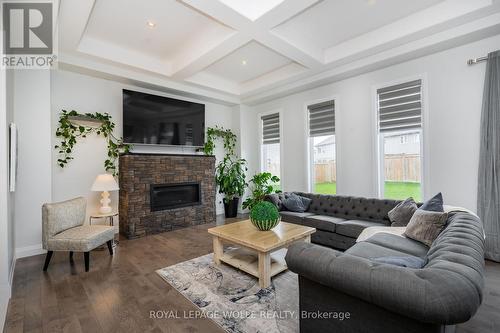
[315,162,337,183]
[313,154,420,184]
[384,154,421,182]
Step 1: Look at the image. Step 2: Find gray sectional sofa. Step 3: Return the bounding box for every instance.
[271,192,486,332]
[267,192,402,250]
[285,209,485,332]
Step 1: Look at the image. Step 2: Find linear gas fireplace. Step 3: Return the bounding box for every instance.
[119,154,216,239]
[150,182,201,211]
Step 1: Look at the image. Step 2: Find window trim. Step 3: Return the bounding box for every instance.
[304,96,339,194]
[372,74,428,200]
[257,109,284,190]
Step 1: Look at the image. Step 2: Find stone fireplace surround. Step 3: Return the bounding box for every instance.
[119,153,216,239]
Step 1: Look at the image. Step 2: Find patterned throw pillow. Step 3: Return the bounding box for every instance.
[388,197,418,227]
[403,209,448,246]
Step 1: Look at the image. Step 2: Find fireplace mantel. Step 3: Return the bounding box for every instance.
[119,154,216,239]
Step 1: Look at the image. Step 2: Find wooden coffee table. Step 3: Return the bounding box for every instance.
[208,220,315,288]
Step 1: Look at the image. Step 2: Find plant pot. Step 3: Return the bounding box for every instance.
[251,217,281,231]
[224,197,239,218]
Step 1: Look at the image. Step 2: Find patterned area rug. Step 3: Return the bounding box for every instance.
[156,250,299,333]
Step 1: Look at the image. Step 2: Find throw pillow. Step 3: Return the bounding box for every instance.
[404,209,448,246]
[388,197,418,227]
[298,195,312,210]
[373,256,427,269]
[420,192,444,212]
[282,194,311,213]
[265,194,281,210]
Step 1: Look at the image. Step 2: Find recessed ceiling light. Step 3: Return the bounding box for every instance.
[146,21,156,28]
[241,60,247,65]
[367,0,376,5]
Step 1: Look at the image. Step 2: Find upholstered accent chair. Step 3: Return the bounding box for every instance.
[42,197,115,272]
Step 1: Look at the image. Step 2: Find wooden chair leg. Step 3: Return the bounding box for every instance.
[84,252,90,272]
[106,240,114,256]
[43,251,53,271]
[69,251,74,263]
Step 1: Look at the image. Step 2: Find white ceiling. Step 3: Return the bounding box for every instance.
[218,0,285,21]
[273,0,445,51]
[58,0,500,105]
[203,41,293,83]
[84,0,234,63]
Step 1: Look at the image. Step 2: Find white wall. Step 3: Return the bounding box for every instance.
[243,34,500,212]
[13,70,52,257]
[50,69,234,225]
[0,54,11,332]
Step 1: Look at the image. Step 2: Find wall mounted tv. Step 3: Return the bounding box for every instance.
[123,89,205,147]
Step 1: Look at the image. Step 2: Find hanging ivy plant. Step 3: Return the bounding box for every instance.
[54,110,130,176]
[203,126,237,157]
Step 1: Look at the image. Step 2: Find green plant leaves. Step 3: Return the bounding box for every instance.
[203,126,237,156]
[242,172,281,210]
[54,110,130,176]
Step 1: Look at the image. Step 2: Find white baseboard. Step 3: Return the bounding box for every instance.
[15,244,45,259]
[8,258,15,288]
[0,283,11,332]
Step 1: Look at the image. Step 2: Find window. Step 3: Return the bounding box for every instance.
[261,113,281,189]
[308,100,336,195]
[377,79,423,202]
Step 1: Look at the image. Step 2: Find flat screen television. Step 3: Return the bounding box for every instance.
[123,89,205,146]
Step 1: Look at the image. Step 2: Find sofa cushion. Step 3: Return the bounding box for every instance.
[302,215,346,233]
[279,211,315,224]
[345,241,411,259]
[312,230,356,250]
[364,233,429,258]
[372,256,427,268]
[336,219,386,238]
[47,225,115,252]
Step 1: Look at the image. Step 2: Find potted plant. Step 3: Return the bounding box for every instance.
[242,172,281,210]
[215,156,247,218]
[250,201,281,231]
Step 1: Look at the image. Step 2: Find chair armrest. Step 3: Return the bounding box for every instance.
[285,242,482,325]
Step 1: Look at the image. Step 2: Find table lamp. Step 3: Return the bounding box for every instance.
[91,174,119,214]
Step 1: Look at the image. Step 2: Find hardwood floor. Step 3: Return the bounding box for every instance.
[4,216,500,333]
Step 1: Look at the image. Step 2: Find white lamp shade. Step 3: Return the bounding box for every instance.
[91,174,119,191]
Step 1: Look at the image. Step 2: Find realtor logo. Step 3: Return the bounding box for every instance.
[2,1,57,68]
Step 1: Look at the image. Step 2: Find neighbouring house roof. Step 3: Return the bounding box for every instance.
[315,136,335,147]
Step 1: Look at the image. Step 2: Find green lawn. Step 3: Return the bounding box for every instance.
[314,181,421,201]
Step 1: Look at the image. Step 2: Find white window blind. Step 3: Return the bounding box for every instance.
[377,79,422,133]
[261,113,280,144]
[308,100,335,137]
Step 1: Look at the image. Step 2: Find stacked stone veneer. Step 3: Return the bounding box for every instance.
[119,154,216,239]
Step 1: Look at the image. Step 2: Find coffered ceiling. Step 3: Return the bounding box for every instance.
[58,0,500,105]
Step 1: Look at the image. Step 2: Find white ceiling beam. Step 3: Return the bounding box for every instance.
[181,0,253,31]
[324,0,494,63]
[171,33,252,79]
[256,0,321,29]
[256,31,323,68]
[171,0,254,79]
[58,52,241,105]
[173,0,323,79]
[58,0,95,52]
[242,12,500,104]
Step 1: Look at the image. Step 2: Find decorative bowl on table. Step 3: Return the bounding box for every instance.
[250,201,281,231]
